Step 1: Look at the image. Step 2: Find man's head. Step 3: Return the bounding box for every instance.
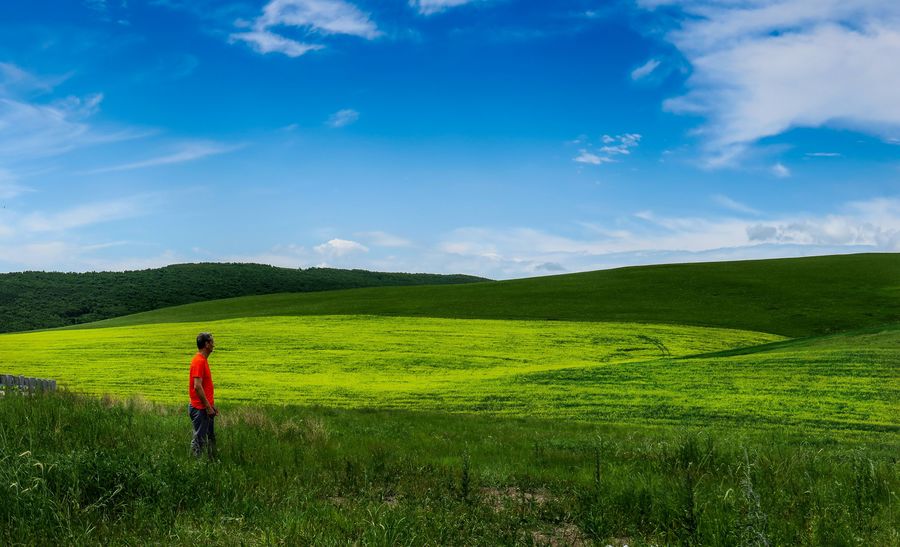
[196,332,215,354]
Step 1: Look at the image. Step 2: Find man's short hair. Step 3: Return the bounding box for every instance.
[197,332,213,350]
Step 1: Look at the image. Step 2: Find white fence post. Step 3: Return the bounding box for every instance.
[0,374,57,394]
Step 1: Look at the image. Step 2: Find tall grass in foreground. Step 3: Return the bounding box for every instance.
[2,391,897,545]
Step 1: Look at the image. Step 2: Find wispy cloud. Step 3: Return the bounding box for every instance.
[806,152,841,158]
[573,134,641,165]
[20,195,152,233]
[631,58,660,80]
[0,194,162,270]
[412,0,480,16]
[0,93,105,161]
[0,62,68,96]
[772,162,791,178]
[230,30,323,57]
[83,141,239,174]
[0,240,180,272]
[744,199,900,248]
[573,150,608,165]
[231,0,381,57]
[640,1,900,166]
[0,63,148,168]
[326,108,359,128]
[712,194,760,215]
[0,169,31,200]
[433,196,900,278]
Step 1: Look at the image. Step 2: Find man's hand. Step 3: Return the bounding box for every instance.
[194,376,217,416]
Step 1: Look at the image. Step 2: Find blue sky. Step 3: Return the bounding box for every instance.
[0,0,898,278]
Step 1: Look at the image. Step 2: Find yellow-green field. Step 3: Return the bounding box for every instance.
[3,315,774,400]
[6,314,895,431]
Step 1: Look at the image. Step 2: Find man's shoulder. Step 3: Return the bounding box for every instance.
[190,353,208,366]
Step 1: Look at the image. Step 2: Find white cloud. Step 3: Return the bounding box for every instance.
[805,152,841,158]
[431,196,900,278]
[326,108,359,128]
[412,0,478,15]
[83,141,239,174]
[260,0,380,38]
[230,30,323,57]
[0,62,67,96]
[0,94,102,161]
[712,194,760,215]
[573,134,641,166]
[231,0,381,57]
[631,58,661,80]
[772,162,790,178]
[0,195,163,270]
[19,196,151,233]
[573,150,607,165]
[641,1,900,165]
[0,64,144,172]
[314,238,369,257]
[744,200,900,247]
[0,241,181,272]
[0,169,31,200]
[10,198,898,277]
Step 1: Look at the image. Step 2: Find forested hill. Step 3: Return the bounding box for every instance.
[0,263,487,333]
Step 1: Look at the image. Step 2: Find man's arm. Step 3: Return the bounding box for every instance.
[193,377,218,416]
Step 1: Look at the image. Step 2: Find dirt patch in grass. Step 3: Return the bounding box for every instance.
[480,486,553,512]
[530,523,588,546]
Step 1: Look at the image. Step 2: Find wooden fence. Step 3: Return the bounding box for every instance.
[0,374,57,393]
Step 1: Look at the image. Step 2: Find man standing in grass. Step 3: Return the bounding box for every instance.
[189,332,218,458]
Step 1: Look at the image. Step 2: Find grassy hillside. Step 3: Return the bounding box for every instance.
[88,253,900,337]
[0,263,485,333]
[4,314,896,433]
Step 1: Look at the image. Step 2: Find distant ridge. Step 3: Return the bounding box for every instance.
[0,263,487,333]
[87,253,900,338]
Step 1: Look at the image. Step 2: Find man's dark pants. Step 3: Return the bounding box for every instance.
[189,404,216,458]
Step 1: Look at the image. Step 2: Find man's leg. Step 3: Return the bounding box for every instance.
[189,405,209,457]
[206,415,217,459]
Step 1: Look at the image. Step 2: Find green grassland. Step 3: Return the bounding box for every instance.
[2,315,897,433]
[86,253,900,338]
[0,315,779,413]
[2,392,897,545]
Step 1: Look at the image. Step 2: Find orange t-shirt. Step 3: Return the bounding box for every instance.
[189,352,214,409]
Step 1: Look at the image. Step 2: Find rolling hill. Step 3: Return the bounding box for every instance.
[85,253,900,337]
[0,263,486,333]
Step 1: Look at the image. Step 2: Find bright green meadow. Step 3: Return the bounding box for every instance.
[2,316,798,424]
[4,313,897,432]
[2,254,899,544]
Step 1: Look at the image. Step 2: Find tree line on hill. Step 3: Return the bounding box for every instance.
[0,263,487,333]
